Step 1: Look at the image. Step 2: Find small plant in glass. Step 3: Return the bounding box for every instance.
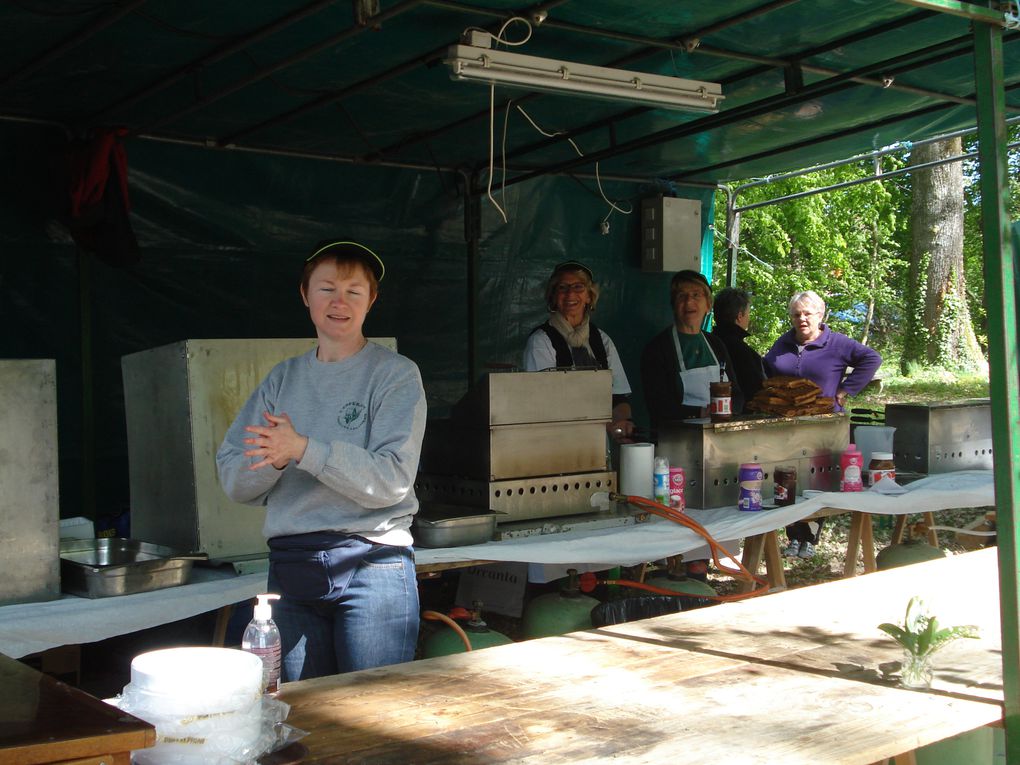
[878,596,979,689]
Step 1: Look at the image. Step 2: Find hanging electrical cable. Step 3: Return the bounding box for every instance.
[474,16,533,224]
[588,492,771,602]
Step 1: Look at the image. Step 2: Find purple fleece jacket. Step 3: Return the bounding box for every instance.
[763,324,881,411]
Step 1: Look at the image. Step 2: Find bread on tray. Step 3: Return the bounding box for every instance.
[746,377,835,416]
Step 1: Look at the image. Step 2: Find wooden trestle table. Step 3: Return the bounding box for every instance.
[278,548,1003,764]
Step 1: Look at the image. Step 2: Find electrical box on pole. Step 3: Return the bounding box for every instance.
[640,196,703,273]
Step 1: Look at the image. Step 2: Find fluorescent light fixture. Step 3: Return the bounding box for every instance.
[444,43,723,113]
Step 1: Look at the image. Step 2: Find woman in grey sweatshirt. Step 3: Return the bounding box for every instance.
[217,240,427,680]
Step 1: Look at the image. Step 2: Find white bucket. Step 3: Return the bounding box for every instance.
[853,425,896,468]
[119,647,266,765]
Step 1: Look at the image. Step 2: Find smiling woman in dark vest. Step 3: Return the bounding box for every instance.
[522,261,634,443]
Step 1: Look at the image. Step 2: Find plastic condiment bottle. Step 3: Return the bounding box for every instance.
[242,593,282,693]
[840,444,864,492]
[653,456,670,505]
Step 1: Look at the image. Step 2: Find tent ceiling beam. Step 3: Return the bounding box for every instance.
[896,0,1009,24]
[0,0,149,91]
[732,136,1020,214]
[216,43,446,146]
[672,31,1019,183]
[732,113,1020,193]
[469,14,971,172]
[681,0,806,41]
[529,9,971,107]
[128,125,662,186]
[493,32,978,187]
[372,7,949,173]
[674,101,957,184]
[89,0,341,124]
[0,1,1013,191]
[135,131,461,175]
[211,1,571,148]
[133,0,427,136]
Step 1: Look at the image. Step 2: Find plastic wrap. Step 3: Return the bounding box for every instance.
[110,687,301,765]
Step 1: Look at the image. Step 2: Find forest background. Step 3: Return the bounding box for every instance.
[705,127,1018,586]
[712,124,1020,388]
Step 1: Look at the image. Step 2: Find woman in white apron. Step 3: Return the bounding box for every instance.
[639,269,743,581]
[640,270,743,434]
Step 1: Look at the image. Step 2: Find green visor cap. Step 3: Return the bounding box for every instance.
[672,269,711,292]
[551,260,594,281]
[306,240,385,282]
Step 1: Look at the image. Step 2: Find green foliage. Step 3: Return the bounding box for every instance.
[715,130,1018,370]
[960,124,1020,354]
[878,596,979,659]
[716,158,909,360]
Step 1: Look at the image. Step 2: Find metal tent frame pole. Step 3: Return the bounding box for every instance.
[732,137,1020,214]
[972,11,1020,762]
[465,173,482,387]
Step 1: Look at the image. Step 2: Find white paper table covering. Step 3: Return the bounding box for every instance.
[0,471,992,659]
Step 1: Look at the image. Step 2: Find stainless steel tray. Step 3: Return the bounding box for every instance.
[59,538,204,598]
[412,505,502,548]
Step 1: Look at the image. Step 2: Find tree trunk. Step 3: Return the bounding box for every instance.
[861,221,878,347]
[902,137,984,372]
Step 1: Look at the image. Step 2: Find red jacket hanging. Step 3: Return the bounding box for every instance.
[64,127,140,267]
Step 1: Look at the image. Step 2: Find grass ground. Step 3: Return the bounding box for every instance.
[854,369,989,410]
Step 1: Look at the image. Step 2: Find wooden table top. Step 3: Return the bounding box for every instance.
[600,547,1004,704]
[279,549,1003,765]
[0,653,155,765]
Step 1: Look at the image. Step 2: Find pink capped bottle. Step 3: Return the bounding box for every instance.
[840,444,864,492]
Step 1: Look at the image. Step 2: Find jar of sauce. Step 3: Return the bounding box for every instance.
[868,452,896,486]
[773,465,797,506]
[709,381,732,422]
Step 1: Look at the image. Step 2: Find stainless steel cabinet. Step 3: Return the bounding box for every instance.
[0,359,60,605]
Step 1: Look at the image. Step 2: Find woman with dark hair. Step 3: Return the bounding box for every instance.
[710,287,765,401]
[641,270,743,433]
[523,260,634,442]
[217,240,426,681]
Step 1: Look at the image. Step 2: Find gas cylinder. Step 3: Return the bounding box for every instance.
[646,572,718,597]
[876,539,947,570]
[647,558,718,598]
[422,604,513,658]
[521,569,601,639]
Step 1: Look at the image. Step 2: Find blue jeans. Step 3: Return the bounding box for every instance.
[268,544,419,681]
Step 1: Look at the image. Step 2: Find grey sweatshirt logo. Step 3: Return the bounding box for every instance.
[338,401,367,429]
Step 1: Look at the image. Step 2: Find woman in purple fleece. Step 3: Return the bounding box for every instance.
[763,290,882,558]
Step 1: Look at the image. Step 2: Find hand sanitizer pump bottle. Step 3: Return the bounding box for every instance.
[242,593,282,693]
